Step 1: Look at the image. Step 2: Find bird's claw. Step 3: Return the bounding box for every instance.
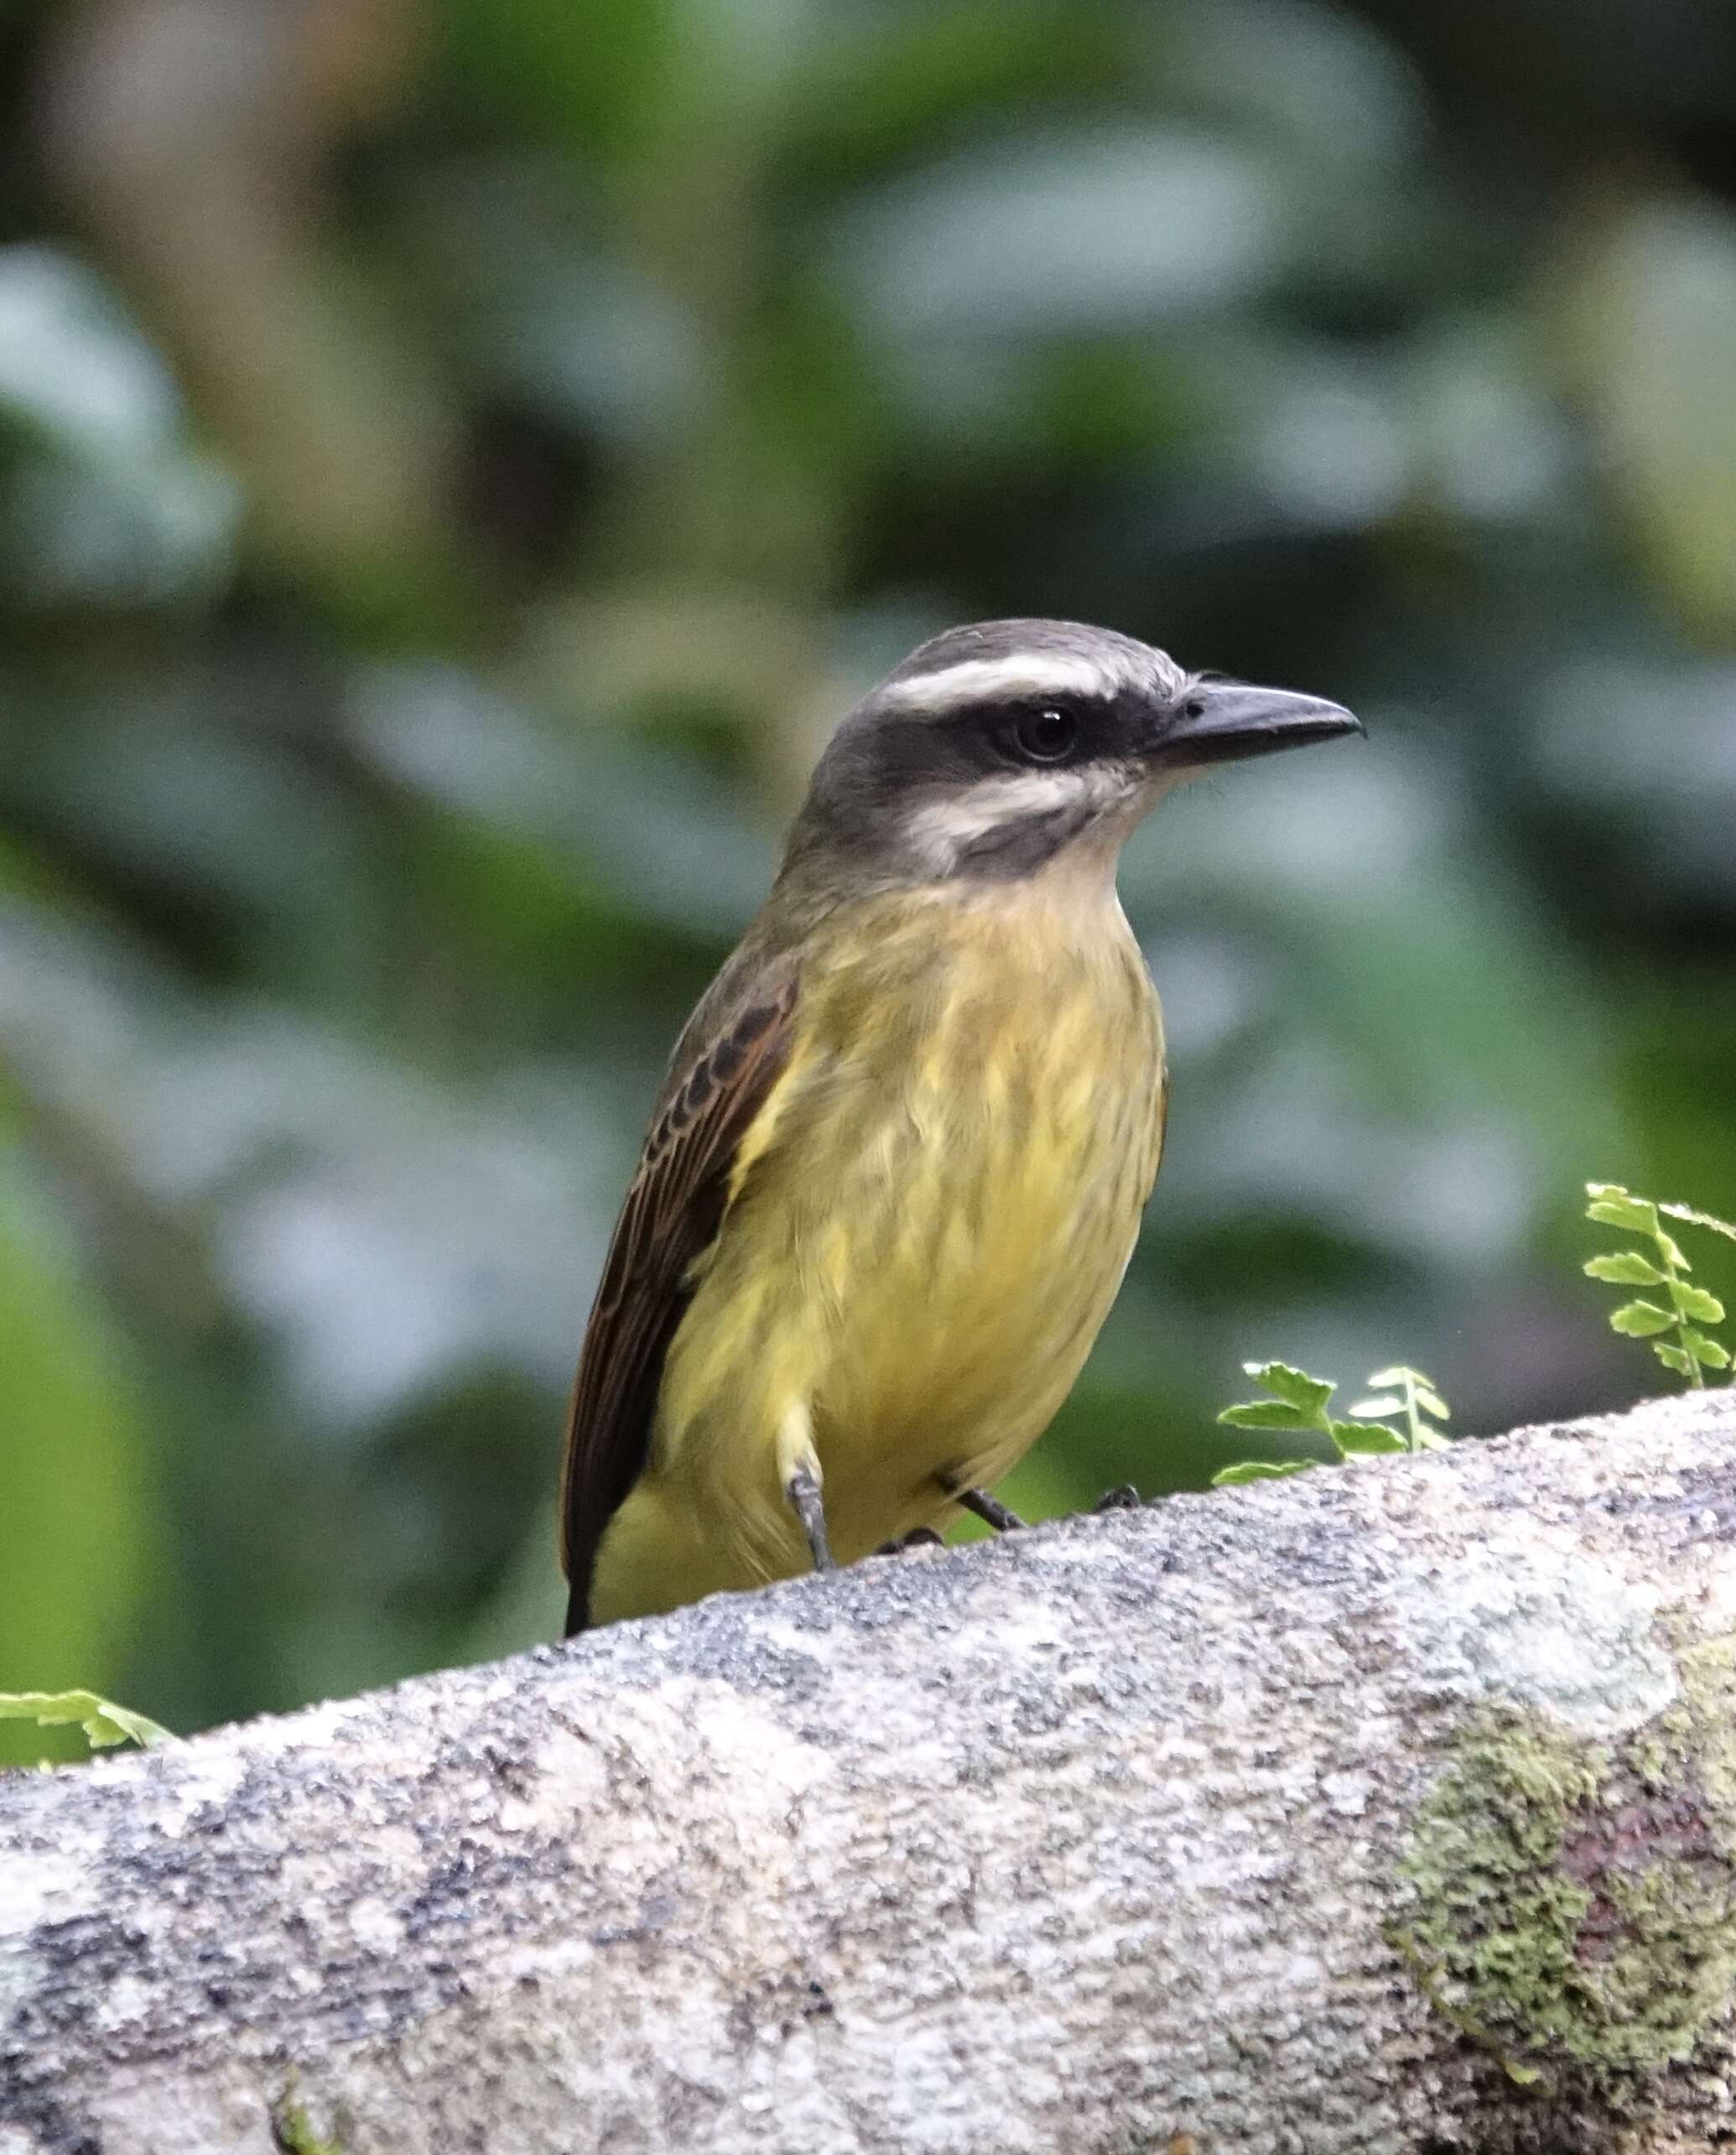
[876,1526,946,1556]
[957,1486,1026,1533]
[1091,1484,1141,1514]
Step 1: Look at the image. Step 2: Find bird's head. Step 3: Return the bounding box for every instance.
[786,618,1361,888]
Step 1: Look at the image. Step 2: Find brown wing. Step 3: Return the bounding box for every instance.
[559,961,799,1632]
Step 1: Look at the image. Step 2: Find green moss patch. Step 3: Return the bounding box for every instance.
[1391,1635,1736,2094]
[272,2085,346,2155]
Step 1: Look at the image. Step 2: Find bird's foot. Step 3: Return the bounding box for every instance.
[957,1487,1026,1533]
[876,1526,946,1557]
[787,1464,835,1571]
[1091,1484,1142,1514]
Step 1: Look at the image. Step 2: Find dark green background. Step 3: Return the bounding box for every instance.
[2,0,1733,1752]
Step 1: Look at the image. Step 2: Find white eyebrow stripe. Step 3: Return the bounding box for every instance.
[880,652,1125,716]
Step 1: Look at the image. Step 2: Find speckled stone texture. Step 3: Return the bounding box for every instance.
[5,1392,1736,2154]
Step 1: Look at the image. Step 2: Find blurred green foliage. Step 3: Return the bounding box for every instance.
[1,0,1733,1752]
[0,1685,169,1755]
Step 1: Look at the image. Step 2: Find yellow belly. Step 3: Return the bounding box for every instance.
[588,879,1165,1624]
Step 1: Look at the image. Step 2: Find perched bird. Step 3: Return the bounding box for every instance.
[559,618,1359,1632]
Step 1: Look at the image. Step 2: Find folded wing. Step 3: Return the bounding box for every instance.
[559,960,800,1632]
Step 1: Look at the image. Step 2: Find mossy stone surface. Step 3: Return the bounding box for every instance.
[1392,1633,1736,2094]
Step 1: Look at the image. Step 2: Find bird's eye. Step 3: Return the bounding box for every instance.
[1013,706,1079,763]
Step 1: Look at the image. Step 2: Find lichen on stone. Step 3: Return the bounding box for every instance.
[1390,1630,1736,2094]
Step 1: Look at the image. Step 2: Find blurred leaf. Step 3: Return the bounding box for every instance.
[1661,1201,1736,1245]
[1681,1330,1730,1370]
[0,1137,155,1751]
[347,664,774,939]
[408,171,709,450]
[9,696,373,971]
[1560,199,1736,639]
[0,1689,170,1753]
[1672,1283,1725,1325]
[1532,663,1736,906]
[787,0,1135,186]
[0,246,239,605]
[834,127,1286,341]
[1219,1398,1316,1430]
[1240,1360,1333,1416]
[1584,1184,1659,1235]
[1332,1420,1406,1456]
[0,244,179,460]
[1213,1459,1316,1486]
[1167,0,1424,174]
[1364,1368,1451,1423]
[440,0,677,157]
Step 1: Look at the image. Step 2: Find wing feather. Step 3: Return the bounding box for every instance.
[559,961,799,1632]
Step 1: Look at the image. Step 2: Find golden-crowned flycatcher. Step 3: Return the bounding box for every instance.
[560,618,1359,1632]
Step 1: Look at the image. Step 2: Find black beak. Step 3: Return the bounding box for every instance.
[1153,680,1363,768]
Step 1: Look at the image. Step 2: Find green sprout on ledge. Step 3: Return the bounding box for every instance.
[1214,1361,1451,1486]
[0,1689,170,1759]
[1583,1183,1733,1389]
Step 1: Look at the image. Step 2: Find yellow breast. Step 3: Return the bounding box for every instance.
[589,872,1166,1622]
